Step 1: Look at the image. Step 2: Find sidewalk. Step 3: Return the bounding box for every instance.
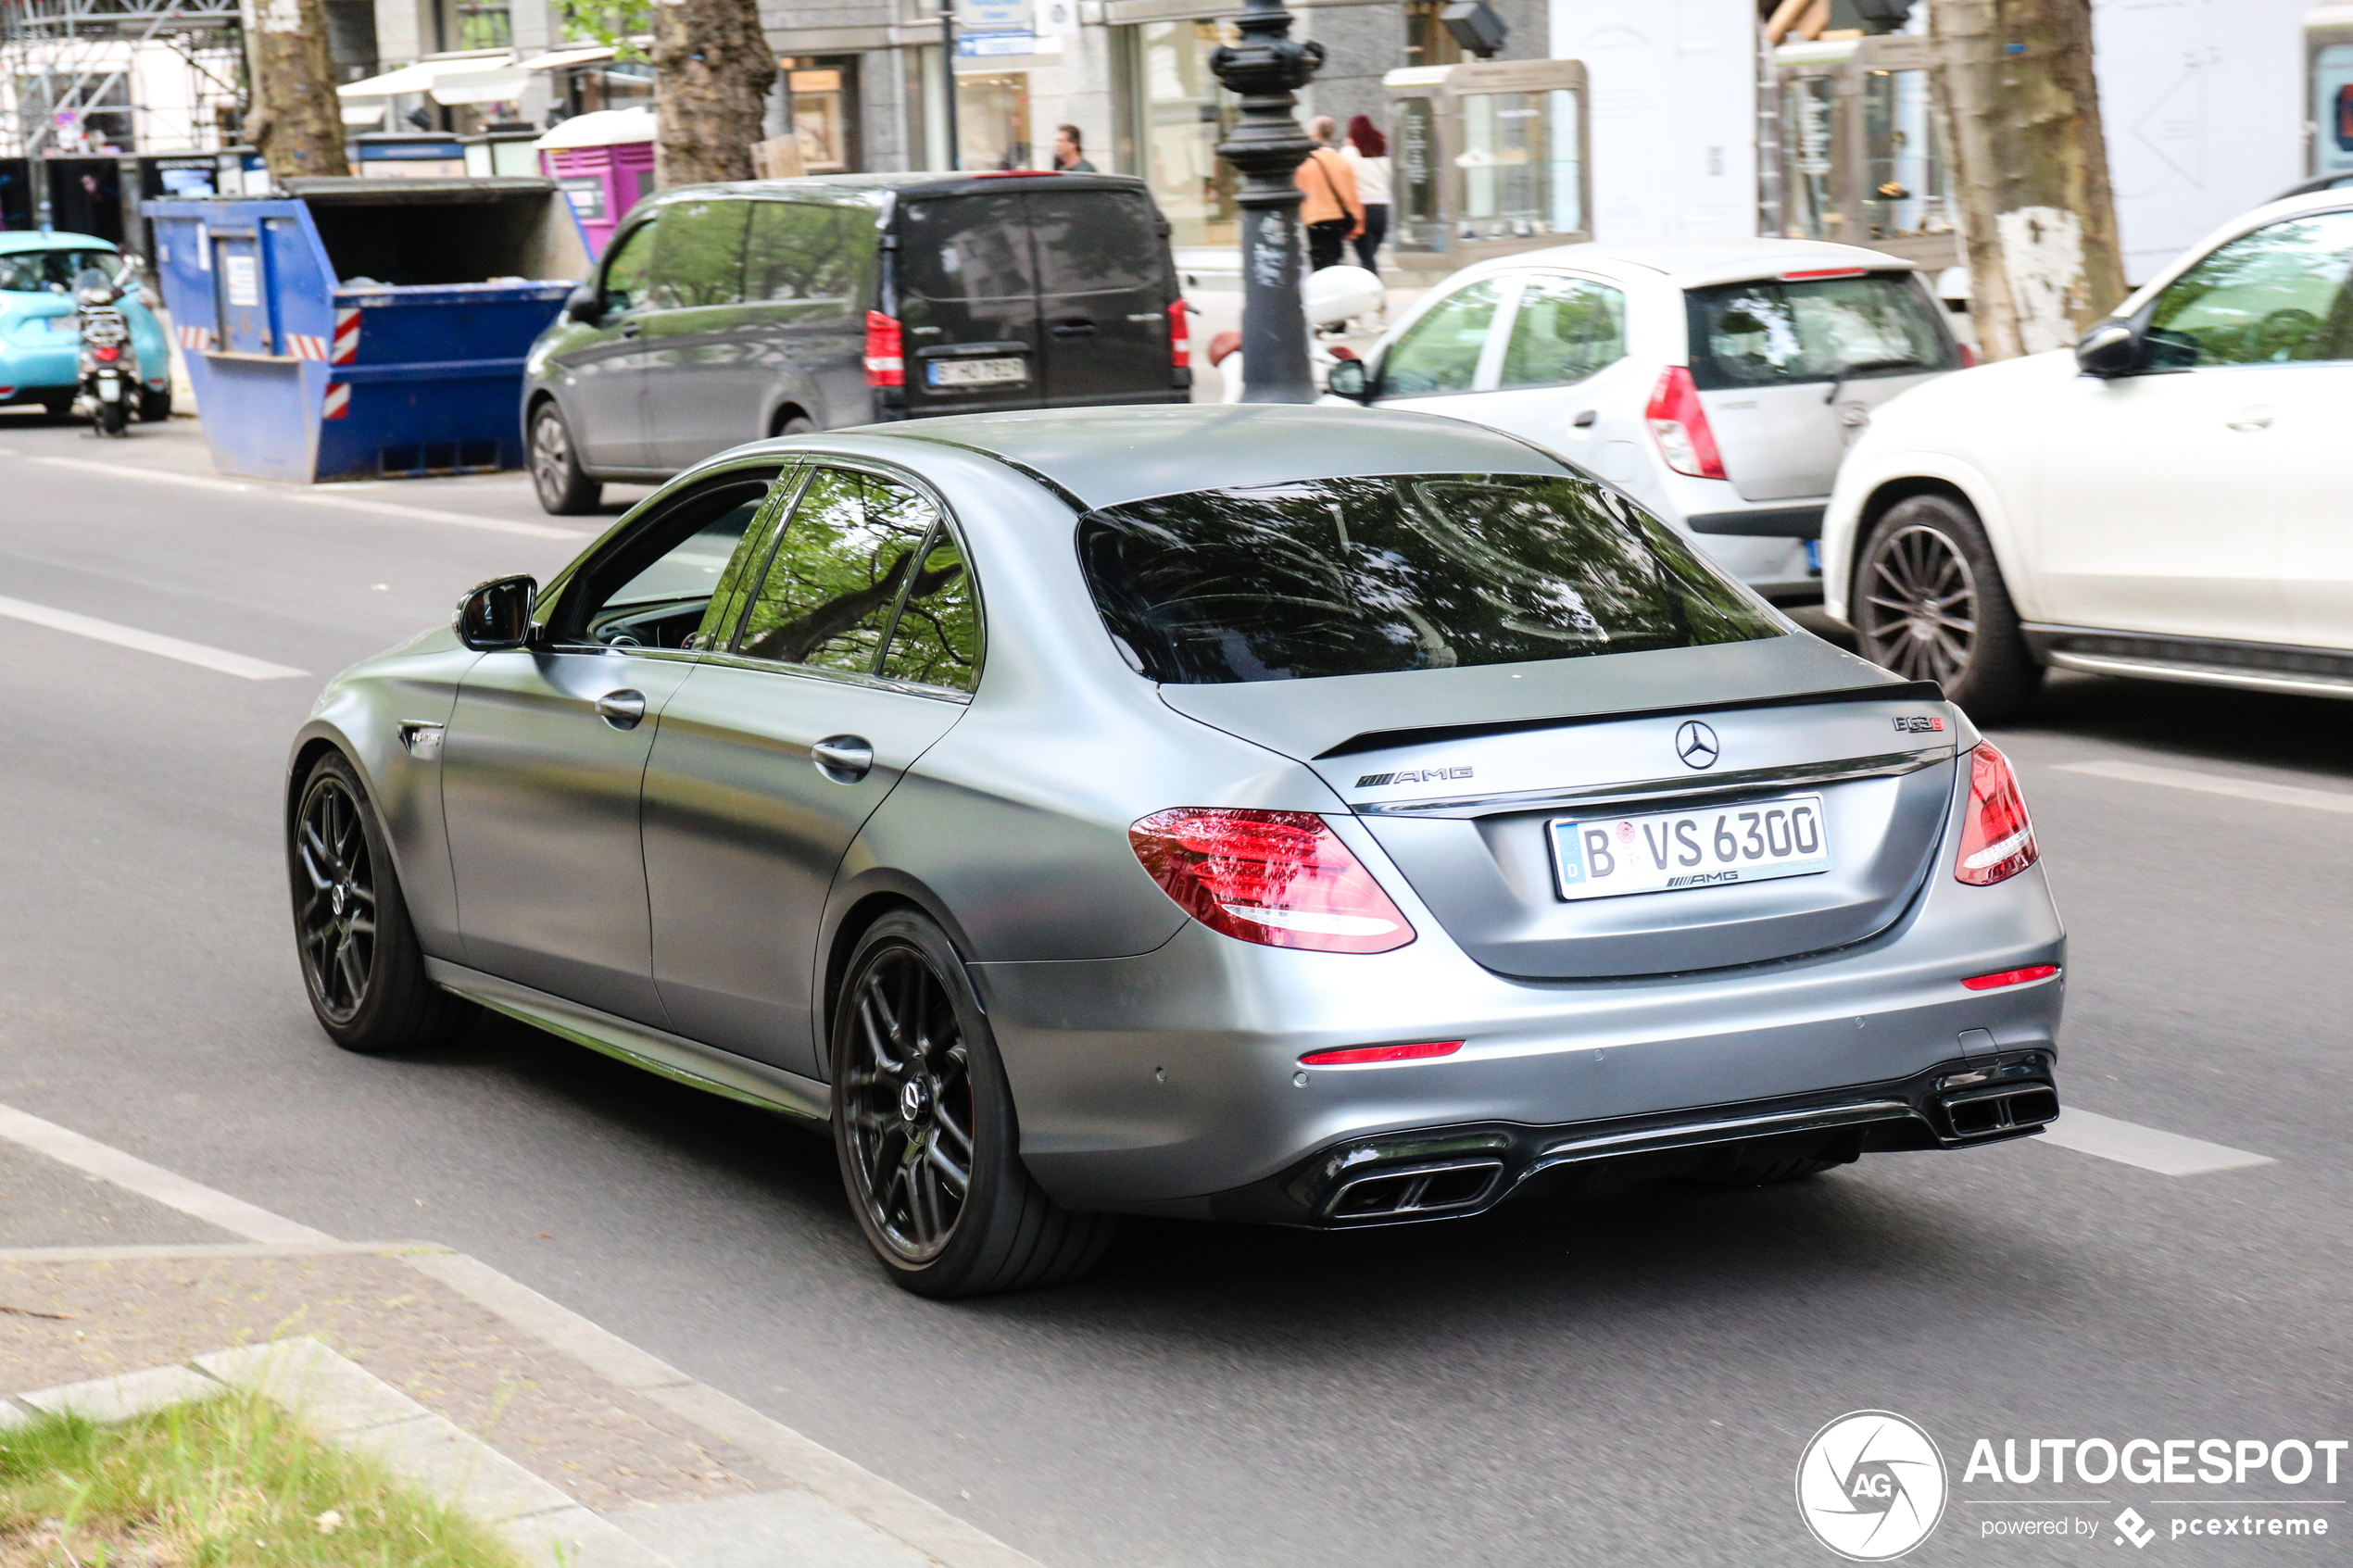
[0,1110,1040,1568]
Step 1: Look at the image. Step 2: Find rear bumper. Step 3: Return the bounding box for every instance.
[974,856,2065,1216]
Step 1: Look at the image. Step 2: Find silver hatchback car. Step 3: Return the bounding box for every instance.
[286,405,2064,1297]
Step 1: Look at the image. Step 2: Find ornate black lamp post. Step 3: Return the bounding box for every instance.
[1209,0,1324,402]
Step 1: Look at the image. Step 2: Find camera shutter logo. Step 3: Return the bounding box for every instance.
[1794,1411,1947,1561]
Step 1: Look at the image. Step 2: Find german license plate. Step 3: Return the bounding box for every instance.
[1549,795,1831,901]
[927,356,1026,387]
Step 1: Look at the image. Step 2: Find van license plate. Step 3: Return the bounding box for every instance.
[1548,795,1831,901]
[928,357,1026,387]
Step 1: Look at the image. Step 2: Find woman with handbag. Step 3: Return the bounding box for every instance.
[1293,116,1364,271]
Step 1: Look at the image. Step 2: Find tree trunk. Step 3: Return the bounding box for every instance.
[1930,0,2127,360]
[652,0,774,188]
[245,0,347,186]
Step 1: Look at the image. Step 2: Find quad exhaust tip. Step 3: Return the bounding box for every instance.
[1326,1158,1506,1223]
[1942,1083,2060,1139]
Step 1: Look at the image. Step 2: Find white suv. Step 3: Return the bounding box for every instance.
[1823,188,2353,720]
[1327,238,1965,602]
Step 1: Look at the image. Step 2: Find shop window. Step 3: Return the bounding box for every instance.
[785,57,861,173]
[1403,0,1464,70]
[1126,19,1239,248]
[1860,68,1952,241]
[1781,73,1838,240]
[956,70,1031,171]
[1457,89,1581,240]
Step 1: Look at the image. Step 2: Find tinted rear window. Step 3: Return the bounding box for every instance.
[1685,273,1956,390]
[1077,474,1781,684]
[1029,189,1163,296]
[898,193,1035,301]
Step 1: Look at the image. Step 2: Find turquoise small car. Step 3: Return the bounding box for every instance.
[0,231,172,419]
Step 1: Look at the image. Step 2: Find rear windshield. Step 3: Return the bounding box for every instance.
[1077,474,1781,684]
[899,193,1035,301]
[1685,273,1956,390]
[0,248,114,293]
[895,187,1164,303]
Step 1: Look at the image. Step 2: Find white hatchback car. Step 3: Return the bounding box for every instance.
[1327,238,1967,602]
[1822,187,2353,720]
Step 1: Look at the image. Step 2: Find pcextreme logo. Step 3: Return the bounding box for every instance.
[1797,1411,1949,1561]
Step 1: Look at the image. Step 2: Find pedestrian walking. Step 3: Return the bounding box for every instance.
[1294,115,1363,271]
[1342,114,1390,274]
[1053,124,1097,172]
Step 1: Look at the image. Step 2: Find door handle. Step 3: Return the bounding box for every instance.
[812,734,874,783]
[596,689,648,730]
[2225,405,2272,431]
[1572,409,1598,428]
[1049,320,1097,337]
[619,319,642,339]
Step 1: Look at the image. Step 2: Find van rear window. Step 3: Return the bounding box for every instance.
[1077,474,1781,684]
[1684,273,1956,391]
[1030,190,1163,296]
[899,193,1035,302]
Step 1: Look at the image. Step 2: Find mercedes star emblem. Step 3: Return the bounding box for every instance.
[1676,721,1721,770]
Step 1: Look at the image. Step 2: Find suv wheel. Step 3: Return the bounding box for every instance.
[832,911,1116,1297]
[529,401,601,515]
[1853,494,2043,722]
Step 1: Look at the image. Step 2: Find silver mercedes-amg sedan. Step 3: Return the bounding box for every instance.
[285,405,2064,1297]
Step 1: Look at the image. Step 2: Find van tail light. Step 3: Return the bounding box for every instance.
[1959,343,1978,368]
[1168,299,1189,369]
[93,345,120,362]
[1129,809,1415,955]
[863,310,903,387]
[1645,365,1726,480]
[1954,741,2038,886]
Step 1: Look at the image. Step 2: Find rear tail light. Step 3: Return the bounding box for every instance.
[1300,1039,1462,1066]
[1168,299,1189,369]
[1958,343,1978,368]
[1129,809,1415,955]
[93,345,120,362]
[1644,365,1726,480]
[1954,741,2038,886]
[1961,964,2059,991]
[863,310,903,388]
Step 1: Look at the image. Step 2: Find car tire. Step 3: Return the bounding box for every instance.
[138,386,172,422]
[1852,493,2043,723]
[831,910,1116,1298]
[40,395,73,421]
[529,401,602,516]
[288,751,477,1054]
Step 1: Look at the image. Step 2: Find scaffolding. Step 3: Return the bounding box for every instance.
[0,0,245,159]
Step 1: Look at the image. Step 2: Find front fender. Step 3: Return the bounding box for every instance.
[1822,448,2021,626]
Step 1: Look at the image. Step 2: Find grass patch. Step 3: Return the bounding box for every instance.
[0,1392,522,1567]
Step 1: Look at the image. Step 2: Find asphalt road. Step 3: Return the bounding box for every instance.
[0,410,2346,1567]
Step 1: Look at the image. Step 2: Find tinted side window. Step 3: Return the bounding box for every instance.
[1380,278,1506,395]
[1685,274,1957,390]
[600,223,655,313]
[745,201,873,320]
[647,199,749,310]
[878,524,981,693]
[1499,275,1626,388]
[1030,190,1163,296]
[898,193,1036,302]
[736,469,936,675]
[2145,214,2353,368]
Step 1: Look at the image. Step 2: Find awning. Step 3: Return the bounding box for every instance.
[430,72,531,105]
[534,105,657,151]
[337,53,518,99]
[341,102,388,127]
[515,44,616,71]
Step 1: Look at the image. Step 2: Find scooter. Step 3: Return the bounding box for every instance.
[70,258,140,438]
[1205,265,1387,403]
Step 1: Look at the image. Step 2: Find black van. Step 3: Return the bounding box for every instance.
[522,170,1191,513]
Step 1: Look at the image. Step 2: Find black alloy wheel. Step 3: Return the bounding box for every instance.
[831,911,1115,1297]
[288,752,476,1053]
[529,401,601,515]
[1853,494,2042,722]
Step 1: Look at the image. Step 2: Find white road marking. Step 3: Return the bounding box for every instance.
[0,1100,337,1243]
[2037,1109,2274,1176]
[0,593,307,680]
[29,455,593,541]
[2055,759,2353,815]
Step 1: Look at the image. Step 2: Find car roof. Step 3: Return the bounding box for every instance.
[0,231,114,254]
[797,405,1574,513]
[636,170,1152,213]
[1466,235,1916,289]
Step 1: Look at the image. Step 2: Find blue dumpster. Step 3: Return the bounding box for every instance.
[144,176,590,483]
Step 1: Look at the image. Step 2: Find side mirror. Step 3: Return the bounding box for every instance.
[2074,320,2139,378]
[456,575,538,650]
[1325,357,1373,403]
[563,283,600,324]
